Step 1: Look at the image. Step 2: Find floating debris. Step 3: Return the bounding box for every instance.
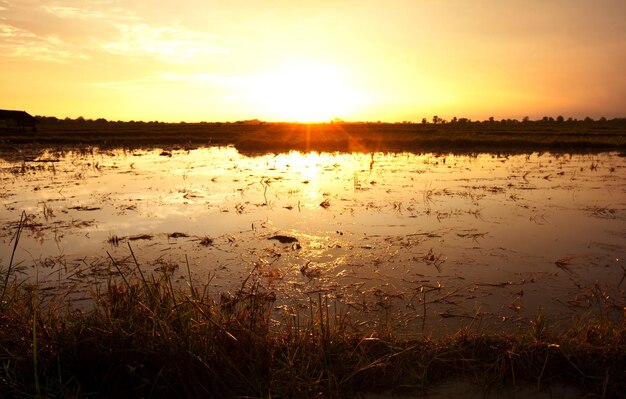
[69,206,101,211]
[554,256,575,267]
[168,232,189,238]
[199,236,214,246]
[268,235,298,244]
[300,262,322,279]
[127,234,154,241]
[585,206,617,219]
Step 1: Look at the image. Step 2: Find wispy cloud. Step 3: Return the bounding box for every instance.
[0,22,87,62]
[100,23,228,63]
[43,5,108,19]
[1,1,227,64]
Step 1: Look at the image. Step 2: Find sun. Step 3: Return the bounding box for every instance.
[250,60,364,122]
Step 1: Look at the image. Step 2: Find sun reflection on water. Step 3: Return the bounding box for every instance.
[1,147,624,332]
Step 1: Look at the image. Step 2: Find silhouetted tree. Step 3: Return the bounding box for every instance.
[432,115,439,124]
[556,115,564,122]
[421,118,428,124]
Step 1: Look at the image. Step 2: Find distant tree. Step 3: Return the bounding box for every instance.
[584,116,594,122]
[556,115,564,122]
[458,118,469,123]
[451,116,457,123]
[432,115,439,124]
[488,116,495,123]
[599,116,607,122]
[76,116,85,122]
[522,116,530,123]
[421,117,428,124]
[37,116,59,122]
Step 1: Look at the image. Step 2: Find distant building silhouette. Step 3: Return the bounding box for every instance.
[0,109,37,132]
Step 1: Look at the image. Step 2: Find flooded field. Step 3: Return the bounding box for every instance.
[1,146,624,334]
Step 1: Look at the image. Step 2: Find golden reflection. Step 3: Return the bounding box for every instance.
[274,151,359,203]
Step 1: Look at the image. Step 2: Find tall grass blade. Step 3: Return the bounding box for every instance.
[1,211,26,308]
[32,289,40,397]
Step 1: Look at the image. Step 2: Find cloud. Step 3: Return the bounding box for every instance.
[43,5,108,19]
[100,23,228,63]
[1,1,227,64]
[0,22,87,62]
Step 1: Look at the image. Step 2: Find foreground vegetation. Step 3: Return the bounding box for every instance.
[1,252,624,398]
[2,117,626,155]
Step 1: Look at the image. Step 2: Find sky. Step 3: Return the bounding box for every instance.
[1,0,625,122]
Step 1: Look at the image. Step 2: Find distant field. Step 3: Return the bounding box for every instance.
[2,119,626,154]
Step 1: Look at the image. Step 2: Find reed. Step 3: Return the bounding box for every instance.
[0,255,624,398]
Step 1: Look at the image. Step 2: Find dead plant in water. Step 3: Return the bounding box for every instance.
[0,233,624,398]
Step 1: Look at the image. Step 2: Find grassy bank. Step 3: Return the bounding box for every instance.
[1,253,624,398]
[2,118,626,155]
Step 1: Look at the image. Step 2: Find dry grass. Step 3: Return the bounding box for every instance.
[1,250,624,398]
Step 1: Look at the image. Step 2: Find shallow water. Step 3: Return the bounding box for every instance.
[1,147,624,333]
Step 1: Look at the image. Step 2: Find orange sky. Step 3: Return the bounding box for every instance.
[1,0,625,122]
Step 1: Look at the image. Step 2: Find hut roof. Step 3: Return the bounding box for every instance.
[0,110,36,123]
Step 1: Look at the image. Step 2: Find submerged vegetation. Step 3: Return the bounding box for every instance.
[1,244,624,397]
[1,117,625,155]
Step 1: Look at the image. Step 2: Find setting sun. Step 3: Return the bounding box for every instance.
[1,1,625,121]
[248,61,365,122]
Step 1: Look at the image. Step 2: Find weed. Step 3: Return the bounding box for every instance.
[0,260,624,397]
[107,233,120,246]
[199,236,214,246]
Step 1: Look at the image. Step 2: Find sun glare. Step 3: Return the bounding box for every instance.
[251,61,363,122]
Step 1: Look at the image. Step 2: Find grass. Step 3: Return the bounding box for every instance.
[1,118,626,156]
[1,249,624,398]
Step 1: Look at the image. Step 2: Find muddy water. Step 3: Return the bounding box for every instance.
[1,147,624,334]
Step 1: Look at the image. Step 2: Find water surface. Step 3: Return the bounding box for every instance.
[1,147,624,333]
